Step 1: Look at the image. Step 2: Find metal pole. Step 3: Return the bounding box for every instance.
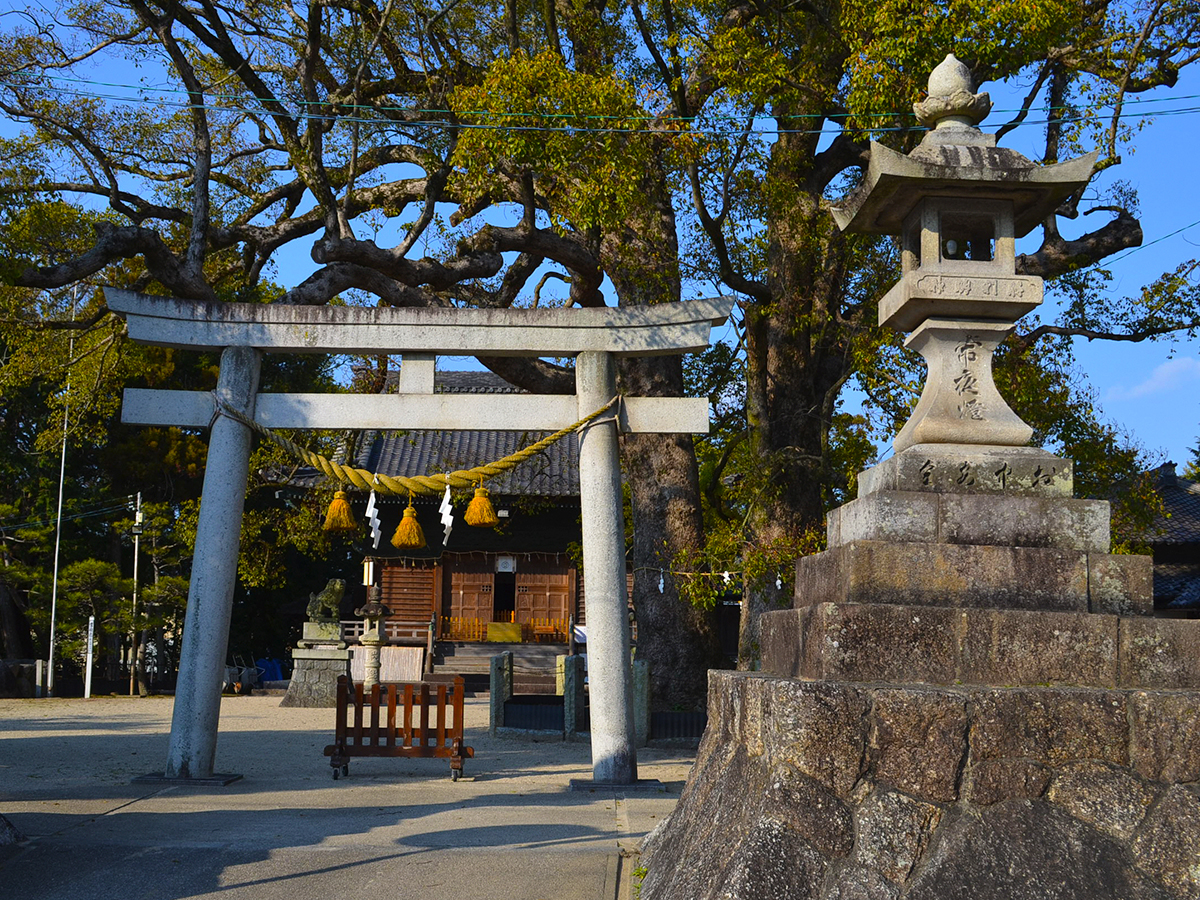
[46,288,77,697]
[130,492,141,695]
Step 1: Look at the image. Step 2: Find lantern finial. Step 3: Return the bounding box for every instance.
[914,53,992,133]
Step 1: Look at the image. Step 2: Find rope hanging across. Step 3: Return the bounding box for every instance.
[212,393,620,497]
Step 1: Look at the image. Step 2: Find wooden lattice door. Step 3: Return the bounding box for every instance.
[450,569,494,621]
[515,568,572,623]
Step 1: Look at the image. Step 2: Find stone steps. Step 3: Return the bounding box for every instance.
[430,642,564,695]
[797,539,1153,615]
[762,603,1200,690]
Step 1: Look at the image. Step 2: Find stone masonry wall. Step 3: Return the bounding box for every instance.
[279,656,347,708]
[641,670,1200,900]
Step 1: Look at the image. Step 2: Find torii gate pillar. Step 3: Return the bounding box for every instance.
[164,347,260,782]
[576,351,636,784]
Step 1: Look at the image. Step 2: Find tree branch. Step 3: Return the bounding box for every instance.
[1017,208,1142,278]
[313,236,504,289]
[281,262,447,306]
[463,225,604,306]
[14,223,216,301]
[1010,320,1200,353]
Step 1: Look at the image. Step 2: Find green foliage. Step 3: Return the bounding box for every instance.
[674,528,824,611]
[33,560,133,665]
[694,28,799,108]
[993,329,1163,553]
[1184,443,1200,482]
[0,199,111,284]
[632,862,649,900]
[451,52,658,230]
[841,0,1087,134]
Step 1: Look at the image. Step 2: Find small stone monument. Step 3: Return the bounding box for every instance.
[280,578,351,708]
[643,55,1200,900]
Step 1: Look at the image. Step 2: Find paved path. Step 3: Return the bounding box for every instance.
[0,694,693,900]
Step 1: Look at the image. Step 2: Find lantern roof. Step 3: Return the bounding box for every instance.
[833,54,1097,237]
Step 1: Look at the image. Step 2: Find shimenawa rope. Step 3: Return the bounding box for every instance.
[212,393,620,497]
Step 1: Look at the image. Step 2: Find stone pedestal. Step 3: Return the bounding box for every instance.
[360,633,382,688]
[642,445,1200,900]
[279,647,350,708]
[643,673,1200,900]
[894,320,1033,451]
[297,620,345,648]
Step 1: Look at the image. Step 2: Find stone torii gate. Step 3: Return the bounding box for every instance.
[106,288,732,786]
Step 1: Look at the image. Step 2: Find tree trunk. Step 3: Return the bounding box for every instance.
[605,164,726,710]
[153,626,167,690]
[136,627,150,695]
[621,400,724,710]
[735,131,863,667]
[105,632,120,681]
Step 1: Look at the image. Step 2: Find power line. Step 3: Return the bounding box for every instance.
[0,498,137,534]
[2,77,1199,137]
[22,71,1200,121]
[1098,217,1200,267]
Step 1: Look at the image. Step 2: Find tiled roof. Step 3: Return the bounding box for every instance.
[379,369,527,394]
[1145,464,1200,610]
[1149,463,1200,545]
[1153,562,1200,608]
[356,427,578,496]
[278,370,579,497]
[435,370,526,394]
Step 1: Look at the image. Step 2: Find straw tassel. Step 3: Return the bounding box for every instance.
[465,485,499,528]
[391,496,426,549]
[322,490,357,533]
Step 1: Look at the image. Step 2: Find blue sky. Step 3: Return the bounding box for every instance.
[988,67,1200,469]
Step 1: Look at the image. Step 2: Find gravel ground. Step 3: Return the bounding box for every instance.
[0,692,695,900]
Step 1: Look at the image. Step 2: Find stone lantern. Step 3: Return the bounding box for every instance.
[833,53,1096,453]
[355,587,390,689]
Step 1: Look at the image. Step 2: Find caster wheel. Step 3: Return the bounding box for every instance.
[332,769,339,780]
[451,769,460,782]
[342,765,349,777]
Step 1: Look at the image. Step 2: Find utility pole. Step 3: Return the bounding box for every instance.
[46,287,77,698]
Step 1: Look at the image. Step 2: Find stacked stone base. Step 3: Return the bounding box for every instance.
[644,445,1200,899]
[642,671,1200,900]
[279,647,349,708]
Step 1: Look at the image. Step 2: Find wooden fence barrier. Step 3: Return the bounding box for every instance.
[323,675,474,780]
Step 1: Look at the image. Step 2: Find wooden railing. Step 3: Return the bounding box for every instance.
[341,620,432,644]
[337,615,601,644]
[441,616,488,642]
[439,616,569,643]
[525,617,569,643]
